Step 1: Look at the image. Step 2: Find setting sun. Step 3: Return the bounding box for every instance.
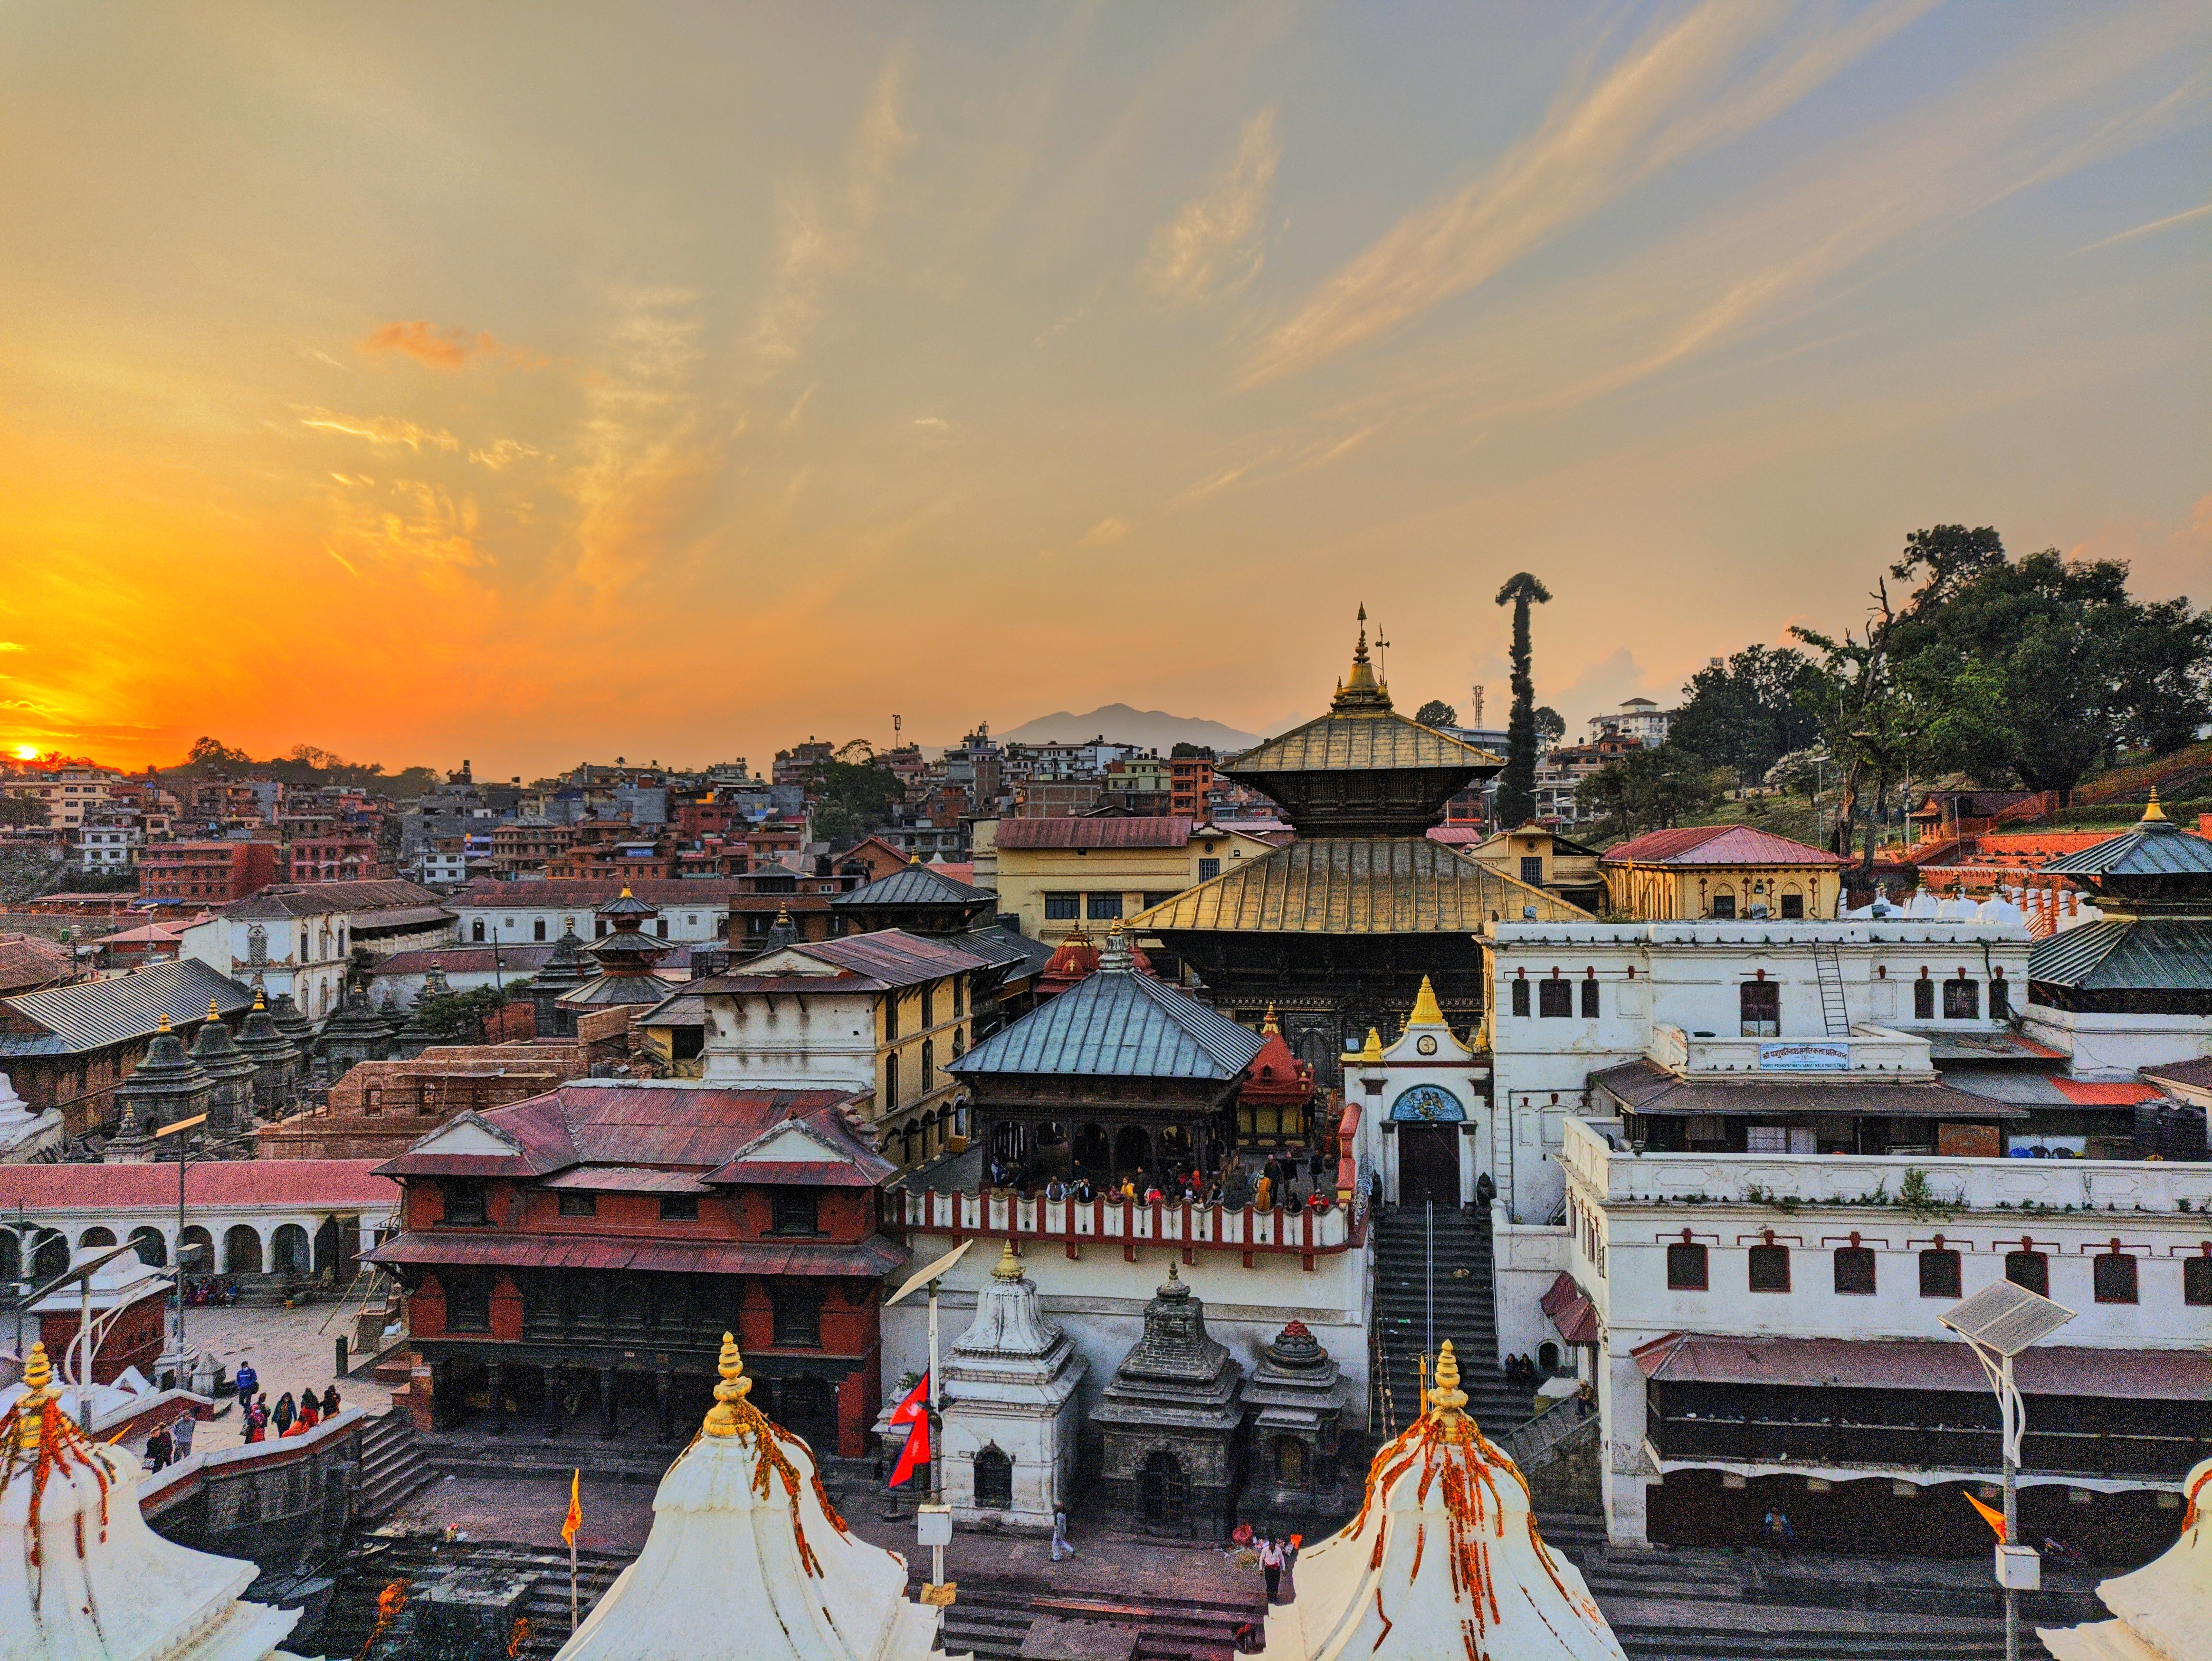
[11,745,37,762]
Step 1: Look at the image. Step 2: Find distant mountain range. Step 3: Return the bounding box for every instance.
[994,704,1263,755]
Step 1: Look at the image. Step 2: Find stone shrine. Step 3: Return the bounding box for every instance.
[1091,1262,1245,1537]
[1241,1319,1353,1529]
[187,998,262,1137]
[317,984,396,1079]
[528,925,590,1038]
[941,1240,1087,1527]
[234,988,306,1112]
[108,1014,213,1146]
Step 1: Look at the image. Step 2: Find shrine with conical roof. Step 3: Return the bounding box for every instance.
[560,888,677,1013]
[1133,611,1587,1085]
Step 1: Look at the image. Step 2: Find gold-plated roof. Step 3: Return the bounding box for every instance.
[1130,838,1590,935]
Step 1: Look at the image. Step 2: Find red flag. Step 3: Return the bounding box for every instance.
[1964,1491,2006,1543]
[887,1373,930,1488]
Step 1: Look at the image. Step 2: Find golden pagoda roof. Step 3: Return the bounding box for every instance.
[1130,837,1590,936]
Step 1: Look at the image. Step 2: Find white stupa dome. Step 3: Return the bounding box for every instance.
[2040,1457,2211,1661]
[0,1342,316,1661]
[1258,1341,1624,1661]
[1978,897,2025,926]
[556,1333,966,1661]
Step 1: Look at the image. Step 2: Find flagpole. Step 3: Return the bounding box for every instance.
[571,1530,579,1635]
[928,1273,944,1594]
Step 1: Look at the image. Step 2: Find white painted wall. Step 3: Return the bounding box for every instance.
[2021,1003,2212,1080]
[450,898,727,945]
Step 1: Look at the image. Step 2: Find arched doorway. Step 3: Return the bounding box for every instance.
[179,1226,214,1277]
[79,1226,117,1249]
[271,1224,310,1276]
[1138,1449,1187,1526]
[1114,1126,1151,1180]
[129,1227,167,1267]
[314,1218,342,1276]
[225,1225,264,1275]
[1272,1436,1308,1488]
[31,1230,69,1281]
[974,1445,1013,1510]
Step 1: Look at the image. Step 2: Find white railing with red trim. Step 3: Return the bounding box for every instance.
[890,1187,1356,1255]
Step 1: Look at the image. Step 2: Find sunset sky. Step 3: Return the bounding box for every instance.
[3,2,2206,778]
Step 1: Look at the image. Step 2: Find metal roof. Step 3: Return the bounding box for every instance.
[948,966,1265,1081]
[773,929,990,985]
[2040,818,2212,880]
[994,816,1193,850]
[953,928,1056,975]
[447,878,750,908]
[831,864,994,908]
[1601,824,1843,867]
[1130,837,1589,935]
[1630,1335,2207,1399]
[220,879,445,919]
[2028,919,2212,992]
[1590,1058,2025,1118]
[1224,710,1500,779]
[370,1232,906,1279]
[3,958,253,1052]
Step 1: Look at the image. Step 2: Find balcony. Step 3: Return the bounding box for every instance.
[1648,1023,1935,1079]
[1562,1115,2212,1213]
[890,1186,1354,1260]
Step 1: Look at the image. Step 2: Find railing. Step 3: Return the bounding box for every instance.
[890,1187,1355,1256]
[1497,1401,1598,1475]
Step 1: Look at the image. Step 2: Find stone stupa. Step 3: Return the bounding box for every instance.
[0,1341,320,1659]
[554,1333,965,1661]
[1257,1340,1625,1661]
[1091,1260,1245,1537]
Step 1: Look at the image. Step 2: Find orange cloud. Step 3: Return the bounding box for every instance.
[357,320,544,371]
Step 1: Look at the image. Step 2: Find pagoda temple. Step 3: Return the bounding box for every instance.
[1133,612,1587,1083]
[1238,1004,1316,1149]
[553,1332,964,1661]
[1257,1340,1625,1661]
[529,924,591,1037]
[0,1342,319,1659]
[560,888,676,1014]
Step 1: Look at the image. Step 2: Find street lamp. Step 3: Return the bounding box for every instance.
[1941,1279,2077,1661]
[883,1237,975,1608]
[157,1111,209,1377]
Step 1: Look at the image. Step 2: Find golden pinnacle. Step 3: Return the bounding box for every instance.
[992,1239,1024,1281]
[701,1331,751,1436]
[1428,1339,1469,1418]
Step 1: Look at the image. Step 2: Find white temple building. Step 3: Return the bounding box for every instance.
[2039,1456,2211,1661]
[556,1331,967,1661]
[1258,1340,1625,1661]
[940,1240,1085,1528]
[0,1340,319,1661]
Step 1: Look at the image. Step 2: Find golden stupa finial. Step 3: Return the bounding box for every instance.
[252,988,267,1011]
[1331,604,1392,713]
[209,999,223,1021]
[1409,975,1444,1027]
[1429,1339,1469,1418]
[1261,1001,1280,1036]
[620,885,634,898]
[2142,786,2168,825]
[157,1013,171,1033]
[992,1239,1025,1281]
[774,903,793,925]
[909,852,924,865]
[1360,1026,1384,1065]
[16,1341,56,1452]
[701,1331,752,1436]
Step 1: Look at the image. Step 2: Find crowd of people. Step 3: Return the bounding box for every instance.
[989,1149,1338,1212]
[231,1360,343,1445]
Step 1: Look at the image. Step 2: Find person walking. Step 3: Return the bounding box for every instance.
[244,1399,266,1444]
[144,1425,172,1471]
[1259,1535,1285,1604]
[272,1392,296,1436]
[233,1360,257,1406]
[171,1412,196,1460]
[1050,1507,1076,1563]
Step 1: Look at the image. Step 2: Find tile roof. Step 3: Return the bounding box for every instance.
[1129,837,1589,935]
[949,966,1265,1081]
[4,958,252,1052]
[1632,1333,2209,1399]
[2029,919,2212,992]
[447,878,750,908]
[220,879,444,918]
[1601,824,1843,867]
[0,1159,398,1212]
[1223,711,1501,778]
[831,864,995,908]
[708,929,989,990]
[0,935,76,993]
[994,815,1194,850]
[1588,1058,2025,1118]
[2142,1056,2212,1092]
[368,945,558,976]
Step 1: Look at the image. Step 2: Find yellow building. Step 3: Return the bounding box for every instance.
[1459,823,1606,912]
[1599,825,1844,921]
[982,815,1281,944]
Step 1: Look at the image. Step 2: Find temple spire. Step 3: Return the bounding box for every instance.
[1427,1339,1469,1420]
[1408,974,1444,1027]
[701,1331,752,1437]
[1331,604,1392,714]
[2142,786,2169,825]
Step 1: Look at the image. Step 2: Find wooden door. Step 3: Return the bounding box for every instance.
[1398,1126,1461,1207]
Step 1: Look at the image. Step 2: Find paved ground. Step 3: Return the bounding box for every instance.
[176,1302,396,1450]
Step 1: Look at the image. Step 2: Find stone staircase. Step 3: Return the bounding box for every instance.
[922,1580,1261,1661]
[353,1409,439,1522]
[1369,1204,1530,1438]
[312,1534,631,1658]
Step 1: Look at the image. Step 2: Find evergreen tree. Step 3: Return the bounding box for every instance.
[1493,573,1551,825]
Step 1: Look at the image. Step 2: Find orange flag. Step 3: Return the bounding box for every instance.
[563,1468,582,1547]
[1964,1491,2006,1542]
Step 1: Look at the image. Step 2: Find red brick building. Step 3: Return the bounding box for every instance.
[286,835,385,883]
[140,840,278,903]
[370,1082,900,1456]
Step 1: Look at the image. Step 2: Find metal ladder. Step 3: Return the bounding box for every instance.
[1812,939,1850,1036]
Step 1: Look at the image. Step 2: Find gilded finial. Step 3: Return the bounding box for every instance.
[1409,975,1444,1028]
[1360,1026,1383,1065]
[1331,604,1392,712]
[1428,1339,1468,1418]
[774,903,792,925]
[909,852,923,865]
[701,1331,751,1436]
[1261,1002,1280,1036]
[209,999,222,1021]
[16,1341,55,1451]
[2142,787,2168,825]
[620,885,634,898]
[992,1239,1024,1281]
[157,1013,171,1033]
[252,988,267,1011]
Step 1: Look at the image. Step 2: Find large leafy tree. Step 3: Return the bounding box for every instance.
[1576,743,1722,841]
[808,757,904,847]
[1669,645,1823,785]
[1413,699,1458,728]
[1493,573,1551,826]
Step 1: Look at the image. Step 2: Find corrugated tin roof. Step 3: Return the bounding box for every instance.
[948,967,1265,1081]
[995,816,1193,850]
[1223,710,1500,779]
[783,929,989,984]
[1632,1333,2210,1400]
[1129,837,1589,935]
[0,1159,397,1212]
[832,864,994,908]
[369,945,558,975]
[4,959,252,1052]
[953,928,1056,975]
[1590,1058,2024,1118]
[2040,819,2212,879]
[1602,824,1843,867]
[447,878,749,908]
[220,879,444,918]
[369,1232,905,1278]
[2029,919,2212,992]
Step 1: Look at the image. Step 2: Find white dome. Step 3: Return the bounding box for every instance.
[2040,1457,2211,1661]
[1978,897,2025,926]
[1259,1342,1623,1661]
[556,1334,965,1661]
[1907,890,1941,918]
